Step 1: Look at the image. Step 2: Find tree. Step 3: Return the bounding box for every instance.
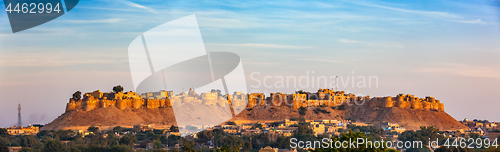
[119,134,137,147]
[210,89,223,97]
[195,130,213,143]
[72,91,82,100]
[398,126,446,152]
[0,143,7,152]
[295,90,307,94]
[255,123,263,129]
[42,139,63,152]
[170,125,179,132]
[110,145,134,152]
[298,106,307,116]
[435,146,472,152]
[153,140,162,150]
[87,126,99,133]
[274,136,291,149]
[226,121,236,125]
[469,133,481,139]
[107,133,120,146]
[0,129,7,136]
[112,126,124,134]
[167,135,180,148]
[113,85,124,93]
[270,121,281,127]
[20,135,38,147]
[309,130,384,152]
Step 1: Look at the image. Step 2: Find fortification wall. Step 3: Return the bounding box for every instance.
[383,97,394,108]
[132,99,143,109]
[411,101,422,109]
[66,99,77,112]
[99,99,116,108]
[146,99,169,109]
[65,90,446,113]
[84,100,98,111]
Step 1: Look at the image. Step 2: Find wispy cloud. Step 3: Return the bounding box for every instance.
[0,53,126,67]
[296,59,339,63]
[453,19,487,24]
[66,18,125,24]
[415,63,500,79]
[208,43,311,49]
[121,0,157,13]
[351,1,459,19]
[337,39,404,48]
[338,39,363,44]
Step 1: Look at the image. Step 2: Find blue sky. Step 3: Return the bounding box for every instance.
[0,0,499,127]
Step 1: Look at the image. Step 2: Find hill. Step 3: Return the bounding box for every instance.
[42,103,468,131]
[231,105,468,130]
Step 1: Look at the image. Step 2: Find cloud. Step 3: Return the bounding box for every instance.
[122,1,157,13]
[296,59,339,63]
[337,39,404,48]
[338,39,363,44]
[415,63,500,79]
[66,18,124,23]
[208,43,311,49]
[0,53,126,67]
[453,19,487,24]
[351,1,459,19]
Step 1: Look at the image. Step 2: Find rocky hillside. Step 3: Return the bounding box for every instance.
[232,105,468,130]
[42,103,468,131]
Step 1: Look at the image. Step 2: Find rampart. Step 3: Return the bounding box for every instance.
[66,88,445,113]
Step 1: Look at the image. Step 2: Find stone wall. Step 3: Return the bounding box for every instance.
[65,89,445,113]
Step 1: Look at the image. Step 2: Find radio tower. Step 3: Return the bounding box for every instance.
[18,103,22,127]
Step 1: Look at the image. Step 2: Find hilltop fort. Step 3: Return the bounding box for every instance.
[66,88,444,113]
[44,86,466,131]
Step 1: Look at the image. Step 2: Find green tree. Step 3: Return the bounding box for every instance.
[107,133,120,146]
[292,124,316,143]
[0,143,7,152]
[113,85,124,93]
[72,91,82,100]
[170,125,179,132]
[119,134,137,147]
[66,147,81,152]
[112,126,124,133]
[20,135,38,147]
[167,135,180,148]
[469,133,481,139]
[153,140,162,150]
[196,130,213,144]
[274,136,291,149]
[255,123,263,129]
[87,126,99,133]
[398,126,446,152]
[18,148,33,152]
[42,139,63,152]
[435,146,473,152]
[0,129,7,136]
[180,138,196,152]
[309,130,385,152]
[210,89,223,97]
[110,144,135,152]
[299,106,307,116]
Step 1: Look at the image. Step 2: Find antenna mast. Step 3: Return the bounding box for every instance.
[18,103,22,127]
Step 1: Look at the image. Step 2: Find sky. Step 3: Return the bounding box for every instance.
[0,0,499,127]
